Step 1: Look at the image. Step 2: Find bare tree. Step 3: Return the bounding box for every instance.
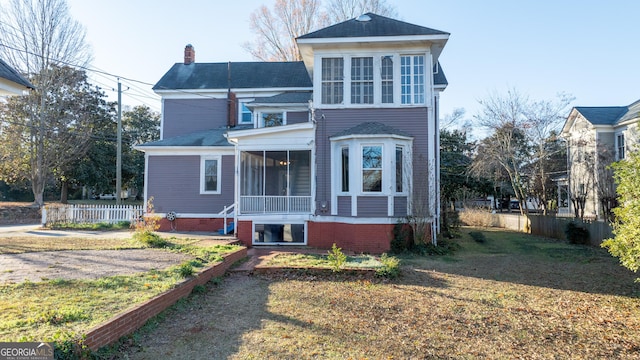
[472,89,532,216]
[244,0,398,62]
[243,0,327,62]
[524,93,573,214]
[325,0,397,22]
[0,0,92,206]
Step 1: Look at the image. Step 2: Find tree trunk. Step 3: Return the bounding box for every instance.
[60,181,68,204]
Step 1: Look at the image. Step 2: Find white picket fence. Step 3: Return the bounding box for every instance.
[42,204,144,225]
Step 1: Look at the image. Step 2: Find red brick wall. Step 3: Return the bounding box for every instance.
[83,248,247,350]
[236,220,253,247]
[307,222,393,254]
[157,218,224,232]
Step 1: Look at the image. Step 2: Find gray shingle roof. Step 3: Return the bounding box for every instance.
[434,62,447,86]
[0,58,33,89]
[575,106,629,125]
[298,13,449,39]
[153,61,312,91]
[250,91,312,105]
[331,122,412,138]
[138,126,243,147]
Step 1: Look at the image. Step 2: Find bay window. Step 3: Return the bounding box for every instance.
[332,137,412,197]
[362,145,382,192]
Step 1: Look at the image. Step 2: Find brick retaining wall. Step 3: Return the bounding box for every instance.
[84,247,247,350]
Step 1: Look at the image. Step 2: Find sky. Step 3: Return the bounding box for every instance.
[63,0,640,133]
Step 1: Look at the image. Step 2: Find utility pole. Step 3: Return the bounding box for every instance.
[116,79,122,205]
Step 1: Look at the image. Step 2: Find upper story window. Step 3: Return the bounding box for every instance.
[261,112,285,127]
[381,56,394,104]
[616,133,625,160]
[351,57,373,104]
[401,55,425,104]
[318,52,428,107]
[322,58,344,104]
[239,103,253,124]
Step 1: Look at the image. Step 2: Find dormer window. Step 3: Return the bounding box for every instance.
[261,112,285,127]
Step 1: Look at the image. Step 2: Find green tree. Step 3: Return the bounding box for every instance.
[122,106,160,198]
[0,0,92,206]
[601,150,640,273]
[0,66,110,203]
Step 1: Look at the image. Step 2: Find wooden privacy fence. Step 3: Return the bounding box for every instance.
[42,204,143,225]
[528,215,613,246]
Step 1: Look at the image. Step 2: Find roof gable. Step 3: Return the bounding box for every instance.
[297,13,449,40]
[153,61,312,91]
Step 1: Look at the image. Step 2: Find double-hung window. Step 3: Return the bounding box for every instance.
[401,55,425,104]
[616,133,625,160]
[261,112,284,127]
[362,145,383,192]
[351,57,373,104]
[381,56,394,103]
[322,58,344,104]
[200,156,221,194]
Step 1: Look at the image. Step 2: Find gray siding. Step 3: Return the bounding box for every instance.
[163,98,228,138]
[357,196,388,217]
[337,196,352,216]
[394,196,408,217]
[147,154,235,214]
[315,107,431,217]
[287,111,309,125]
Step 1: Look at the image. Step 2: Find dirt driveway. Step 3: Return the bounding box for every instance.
[0,225,234,284]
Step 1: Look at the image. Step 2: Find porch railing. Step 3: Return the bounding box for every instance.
[240,196,312,214]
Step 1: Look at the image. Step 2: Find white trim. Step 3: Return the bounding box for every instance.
[310,215,432,225]
[136,147,235,155]
[227,121,314,139]
[251,221,308,246]
[155,87,312,98]
[297,34,450,45]
[238,99,255,124]
[200,155,222,194]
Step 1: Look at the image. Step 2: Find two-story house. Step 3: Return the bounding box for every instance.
[561,99,640,219]
[138,13,449,253]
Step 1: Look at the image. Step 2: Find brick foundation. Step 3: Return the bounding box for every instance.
[307,222,393,254]
[157,217,224,232]
[83,248,247,351]
[236,220,253,247]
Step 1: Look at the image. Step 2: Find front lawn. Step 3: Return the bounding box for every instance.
[114,228,640,359]
[0,240,241,343]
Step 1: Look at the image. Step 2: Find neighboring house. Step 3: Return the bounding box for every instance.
[0,58,33,95]
[561,100,640,219]
[138,13,449,253]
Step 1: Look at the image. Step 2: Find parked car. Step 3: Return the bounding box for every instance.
[94,193,117,200]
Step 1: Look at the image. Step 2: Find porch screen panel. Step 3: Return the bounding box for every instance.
[241,151,264,196]
[265,151,288,196]
[289,151,311,196]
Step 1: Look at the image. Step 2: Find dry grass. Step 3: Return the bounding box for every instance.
[458,208,500,227]
[0,237,141,254]
[116,229,640,359]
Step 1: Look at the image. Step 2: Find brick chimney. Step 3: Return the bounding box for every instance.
[184,44,195,65]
